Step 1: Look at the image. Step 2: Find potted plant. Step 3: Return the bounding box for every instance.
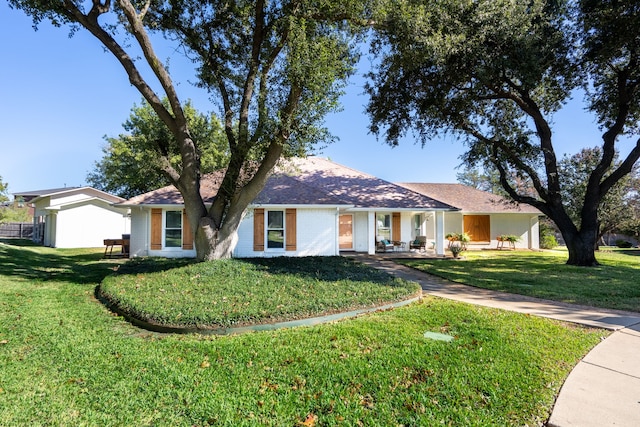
[446,232,471,250]
[497,234,520,249]
[449,242,465,258]
[445,232,457,248]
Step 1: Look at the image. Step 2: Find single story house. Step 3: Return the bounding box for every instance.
[119,157,540,258]
[29,187,131,248]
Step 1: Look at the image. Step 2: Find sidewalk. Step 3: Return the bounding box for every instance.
[349,254,640,427]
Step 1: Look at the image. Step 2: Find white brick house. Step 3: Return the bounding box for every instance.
[119,157,541,258]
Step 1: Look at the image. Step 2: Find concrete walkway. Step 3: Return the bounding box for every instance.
[349,254,640,427]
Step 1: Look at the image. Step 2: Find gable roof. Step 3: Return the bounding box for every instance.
[29,187,125,205]
[396,183,541,214]
[280,157,456,210]
[121,157,457,211]
[13,187,81,202]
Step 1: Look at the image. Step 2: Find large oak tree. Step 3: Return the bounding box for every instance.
[367,0,640,265]
[10,0,364,260]
[87,99,228,200]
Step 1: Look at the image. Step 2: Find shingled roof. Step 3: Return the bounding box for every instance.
[120,157,456,210]
[396,183,541,214]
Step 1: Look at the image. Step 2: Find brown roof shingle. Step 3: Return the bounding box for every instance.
[120,158,469,211]
[396,183,541,214]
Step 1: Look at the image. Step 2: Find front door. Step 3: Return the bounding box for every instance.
[339,214,354,250]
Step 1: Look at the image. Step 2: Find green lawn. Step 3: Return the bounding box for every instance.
[0,240,605,426]
[99,256,421,330]
[399,249,640,312]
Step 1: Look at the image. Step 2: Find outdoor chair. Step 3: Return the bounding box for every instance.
[376,235,394,252]
[409,236,427,251]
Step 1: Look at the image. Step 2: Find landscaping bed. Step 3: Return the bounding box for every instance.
[98,256,422,331]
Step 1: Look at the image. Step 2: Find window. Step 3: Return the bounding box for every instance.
[151,209,193,250]
[376,213,391,241]
[165,210,182,248]
[267,210,284,249]
[253,208,296,252]
[413,214,422,237]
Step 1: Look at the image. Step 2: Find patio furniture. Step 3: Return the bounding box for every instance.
[409,236,427,251]
[103,236,130,258]
[376,235,394,252]
[393,241,406,252]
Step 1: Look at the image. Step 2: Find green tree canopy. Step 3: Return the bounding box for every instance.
[87,99,228,200]
[0,175,8,204]
[367,0,640,265]
[559,147,639,241]
[10,0,366,259]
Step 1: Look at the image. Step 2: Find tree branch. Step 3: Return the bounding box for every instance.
[60,0,182,183]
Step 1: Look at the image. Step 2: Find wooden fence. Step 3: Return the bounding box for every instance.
[0,222,34,239]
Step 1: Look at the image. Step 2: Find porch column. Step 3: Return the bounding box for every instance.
[435,211,445,256]
[367,211,376,255]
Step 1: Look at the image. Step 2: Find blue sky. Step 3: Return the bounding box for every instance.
[1,2,634,196]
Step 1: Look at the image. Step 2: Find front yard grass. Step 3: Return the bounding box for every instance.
[0,240,605,426]
[399,249,640,312]
[99,256,421,329]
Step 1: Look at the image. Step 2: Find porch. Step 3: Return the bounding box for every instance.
[341,248,442,260]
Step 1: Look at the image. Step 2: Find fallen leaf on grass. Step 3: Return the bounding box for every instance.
[298,413,318,426]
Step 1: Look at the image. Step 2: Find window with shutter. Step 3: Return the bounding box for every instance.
[253,208,297,252]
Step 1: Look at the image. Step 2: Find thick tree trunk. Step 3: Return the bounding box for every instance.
[193,214,242,260]
[559,216,600,266]
[565,234,599,266]
[546,204,600,266]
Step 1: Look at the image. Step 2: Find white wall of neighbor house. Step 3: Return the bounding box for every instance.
[50,193,93,207]
[43,213,56,247]
[54,203,130,248]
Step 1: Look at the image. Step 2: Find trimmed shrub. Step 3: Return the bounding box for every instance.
[616,239,633,248]
[540,234,558,249]
[539,218,558,249]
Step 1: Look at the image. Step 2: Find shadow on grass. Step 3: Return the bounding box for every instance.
[240,256,399,285]
[0,239,119,285]
[113,256,195,275]
[111,256,400,286]
[2,238,401,289]
[617,249,640,257]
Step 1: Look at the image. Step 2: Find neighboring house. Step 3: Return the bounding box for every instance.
[119,157,541,258]
[28,187,131,248]
[13,187,76,217]
[397,183,541,250]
